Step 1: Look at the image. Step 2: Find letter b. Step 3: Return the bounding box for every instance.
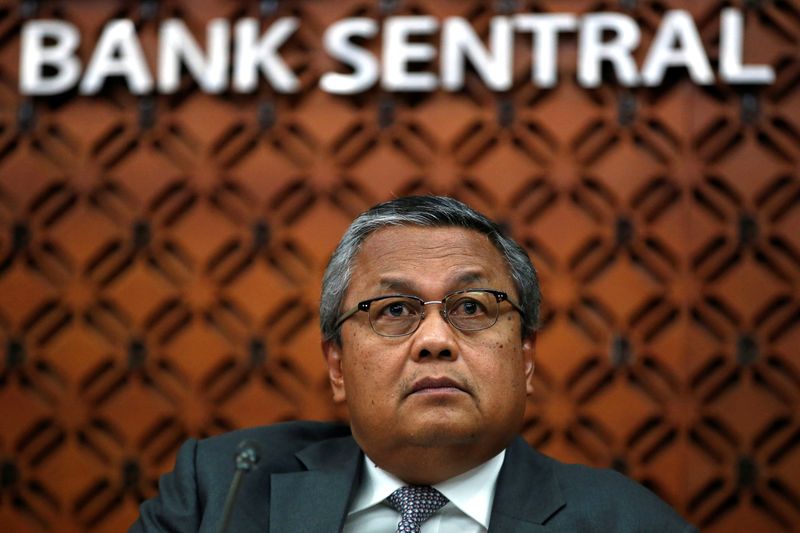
[20,20,82,95]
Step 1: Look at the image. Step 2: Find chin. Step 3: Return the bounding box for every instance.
[403,419,479,448]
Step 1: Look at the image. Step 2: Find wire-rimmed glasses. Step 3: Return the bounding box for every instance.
[334,288,524,337]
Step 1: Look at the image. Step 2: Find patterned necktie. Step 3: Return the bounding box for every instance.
[386,485,449,533]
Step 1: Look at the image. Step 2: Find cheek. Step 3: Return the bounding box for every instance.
[342,338,392,387]
[473,339,527,386]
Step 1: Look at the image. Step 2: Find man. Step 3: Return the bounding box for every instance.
[131,196,696,532]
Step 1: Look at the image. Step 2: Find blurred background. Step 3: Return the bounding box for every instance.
[0,1,798,531]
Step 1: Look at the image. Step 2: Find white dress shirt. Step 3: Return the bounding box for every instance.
[342,450,506,533]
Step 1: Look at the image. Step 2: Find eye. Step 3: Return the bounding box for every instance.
[375,299,417,319]
[388,302,409,317]
[449,297,487,316]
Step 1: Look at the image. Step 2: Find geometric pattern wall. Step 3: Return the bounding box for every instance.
[0,1,798,531]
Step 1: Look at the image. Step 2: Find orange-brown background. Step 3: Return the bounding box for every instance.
[1,1,798,531]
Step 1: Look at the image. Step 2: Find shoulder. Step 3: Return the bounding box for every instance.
[129,421,354,532]
[498,438,696,531]
[550,458,667,506]
[544,456,693,531]
[192,420,353,471]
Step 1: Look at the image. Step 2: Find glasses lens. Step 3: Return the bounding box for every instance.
[445,291,499,331]
[369,296,422,336]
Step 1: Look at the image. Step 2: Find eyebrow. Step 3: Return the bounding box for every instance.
[377,271,488,294]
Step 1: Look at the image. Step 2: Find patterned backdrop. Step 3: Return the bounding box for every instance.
[0,0,798,532]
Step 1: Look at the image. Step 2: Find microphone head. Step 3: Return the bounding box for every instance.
[234,439,261,472]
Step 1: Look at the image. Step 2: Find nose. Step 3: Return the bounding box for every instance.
[411,305,458,361]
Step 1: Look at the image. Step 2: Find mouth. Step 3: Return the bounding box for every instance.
[408,376,467,396]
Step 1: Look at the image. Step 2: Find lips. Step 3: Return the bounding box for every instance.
[408,376,466,395]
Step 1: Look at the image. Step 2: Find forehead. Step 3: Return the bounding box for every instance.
[349,226,513,296]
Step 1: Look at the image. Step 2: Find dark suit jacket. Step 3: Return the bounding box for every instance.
[130,421,697,532]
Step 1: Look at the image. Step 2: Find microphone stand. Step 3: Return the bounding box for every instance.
[216,441,261,533]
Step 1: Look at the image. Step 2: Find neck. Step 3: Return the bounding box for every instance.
[362,439,508,485]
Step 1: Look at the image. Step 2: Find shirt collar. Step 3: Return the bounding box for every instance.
[349,450,506,529]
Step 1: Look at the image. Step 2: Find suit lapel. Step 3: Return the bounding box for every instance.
[488,437,566,532]
[267,433,564,532]
[268,435,362,533]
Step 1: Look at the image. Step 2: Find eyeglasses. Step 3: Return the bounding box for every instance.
[334,288,525,337]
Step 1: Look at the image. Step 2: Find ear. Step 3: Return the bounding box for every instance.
[322,340,347,403]
[522,333,536,396]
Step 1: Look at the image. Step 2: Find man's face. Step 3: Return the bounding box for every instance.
[323,226,535,465]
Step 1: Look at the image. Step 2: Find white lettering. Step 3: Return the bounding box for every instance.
[382,16,438,91]
[720,8,774,84]
[578,13,640,87]
[515,14,577,88]
[441,16,513,91]
[233,17,300,93]
[320,18,379,94]
[641,10,713,86]
[80,20,152,94]
[159,18,229,93]
[20,20,81,95]
[17,10,776,95]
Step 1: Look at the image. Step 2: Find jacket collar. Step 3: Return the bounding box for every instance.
[488,436,566,532]
[268,435,362,533]
[268,433,565,533]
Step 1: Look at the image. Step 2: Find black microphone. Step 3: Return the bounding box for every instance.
[216,439,262,533]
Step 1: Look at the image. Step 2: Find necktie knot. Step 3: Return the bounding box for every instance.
[386,485,448,533]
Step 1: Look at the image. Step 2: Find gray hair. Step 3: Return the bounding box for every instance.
[320,196,540,344]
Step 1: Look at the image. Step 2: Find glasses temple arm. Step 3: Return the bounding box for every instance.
[334,305,362,329]
[503,294,526,317]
